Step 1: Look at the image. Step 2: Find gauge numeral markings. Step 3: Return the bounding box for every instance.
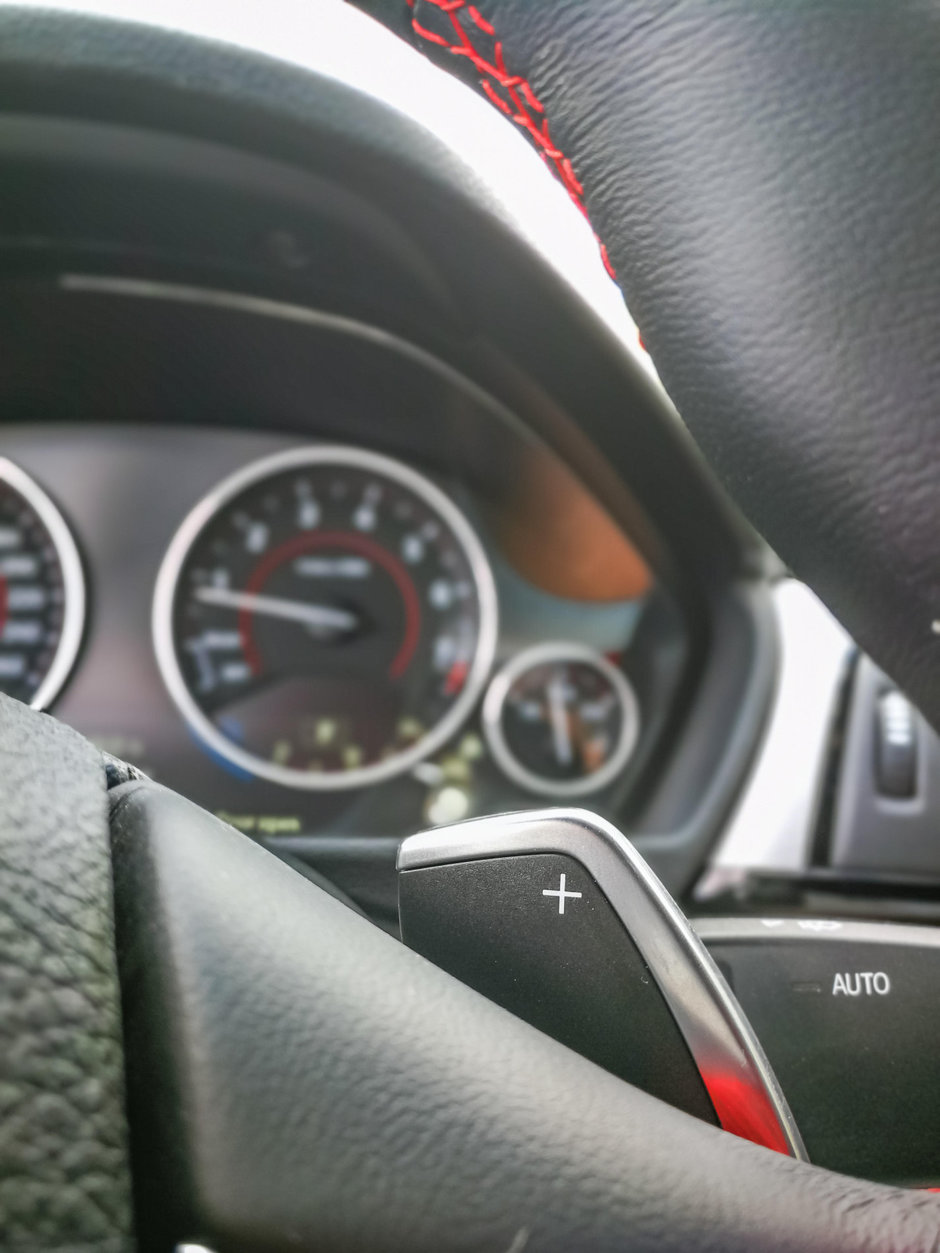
[156,447,497,789]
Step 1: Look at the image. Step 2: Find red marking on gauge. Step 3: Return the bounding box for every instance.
[236,531,421,680]
[444,659,469,696]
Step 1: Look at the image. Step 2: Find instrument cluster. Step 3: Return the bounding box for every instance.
[0,428,666,838]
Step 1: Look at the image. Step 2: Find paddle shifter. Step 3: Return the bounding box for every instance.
[397,808,805,1157]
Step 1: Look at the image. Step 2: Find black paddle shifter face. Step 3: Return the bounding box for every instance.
[397,809,805,1157]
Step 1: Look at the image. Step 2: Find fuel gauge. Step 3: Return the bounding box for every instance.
[483,642,640,796]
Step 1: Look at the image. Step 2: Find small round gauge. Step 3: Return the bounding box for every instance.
[153,446,498,790]
[0,458,84,709]
[483,642,640,796]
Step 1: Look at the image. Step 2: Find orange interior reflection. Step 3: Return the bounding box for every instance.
[495,455,652,601]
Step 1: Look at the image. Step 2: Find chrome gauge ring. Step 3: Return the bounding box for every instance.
[153,445,498,790]
[483,641,640,796]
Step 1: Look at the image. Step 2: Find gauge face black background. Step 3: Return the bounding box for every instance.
[0,476,69,705]
[163,451,494,787]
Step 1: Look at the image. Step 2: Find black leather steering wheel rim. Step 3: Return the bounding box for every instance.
[2,3,940,1248]
[358,0,940,735]
[3,690,940,1252]
[0,695,134,1253]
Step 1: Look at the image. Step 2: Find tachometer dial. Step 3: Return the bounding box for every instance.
[483,642,640,796]
[0,458,85,709]
[153,446,498,789]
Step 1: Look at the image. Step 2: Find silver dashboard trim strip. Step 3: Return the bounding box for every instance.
[694,915,940,949]
[59,275,525,422]
[399,807,807,1159]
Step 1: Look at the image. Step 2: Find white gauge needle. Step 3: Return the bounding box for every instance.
[547,673,574,767]
[195,586,359,634]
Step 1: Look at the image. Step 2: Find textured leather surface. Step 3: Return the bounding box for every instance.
[356,0,940,732]
[111,778,940,1252]
[0,695,133,1253]
[0,4,937,1245]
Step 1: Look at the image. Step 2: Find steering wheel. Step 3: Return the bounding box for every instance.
[4,2,940,1250]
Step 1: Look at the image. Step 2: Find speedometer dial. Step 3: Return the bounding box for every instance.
[0,459,84,709]
[153,446,498,789]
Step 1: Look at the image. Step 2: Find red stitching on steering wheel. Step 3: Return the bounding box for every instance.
[408,0,616,279]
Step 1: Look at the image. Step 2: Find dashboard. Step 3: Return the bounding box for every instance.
[3,251,703,870]
[0,18,930,936]
[0,16,799,926]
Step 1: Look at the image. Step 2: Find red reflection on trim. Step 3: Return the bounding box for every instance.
[701,1068,792,1155]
